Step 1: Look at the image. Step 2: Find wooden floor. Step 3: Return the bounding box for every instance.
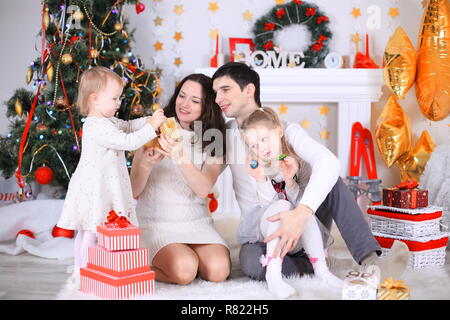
[0,252,72,300]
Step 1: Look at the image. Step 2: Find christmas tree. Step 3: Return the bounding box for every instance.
[0,0,160,193]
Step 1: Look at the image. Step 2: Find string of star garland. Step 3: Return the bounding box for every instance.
[252,0,332,68]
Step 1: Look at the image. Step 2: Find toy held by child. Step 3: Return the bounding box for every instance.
[56,66,166,289]
[241,107,343,298]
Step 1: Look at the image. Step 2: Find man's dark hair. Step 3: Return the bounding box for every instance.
[212,62,261,107]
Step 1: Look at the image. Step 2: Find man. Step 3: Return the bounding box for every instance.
[212,62,409,282]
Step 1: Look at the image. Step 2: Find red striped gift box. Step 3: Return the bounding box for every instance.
[87,246,150,277]
[80,267,155,300]
[97,225,140,251]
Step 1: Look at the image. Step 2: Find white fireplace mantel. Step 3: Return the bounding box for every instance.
[195,67,385,215]
[196,67,385,177]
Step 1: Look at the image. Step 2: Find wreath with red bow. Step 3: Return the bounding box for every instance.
[252,0,332,68]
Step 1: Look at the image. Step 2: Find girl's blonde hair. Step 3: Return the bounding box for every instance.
[241,107,301,164]
[77,66,124,116]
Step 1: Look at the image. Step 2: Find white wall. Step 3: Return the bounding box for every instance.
[1,0,448,190]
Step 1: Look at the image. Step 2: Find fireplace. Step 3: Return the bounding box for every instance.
[196,67,384,215]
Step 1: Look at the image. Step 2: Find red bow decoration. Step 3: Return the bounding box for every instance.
[264,40,275,51]
[317,16,329,24]
[311,35,327,52]
[275,8,286,18]
[264,22,275,31]
[396,178,419,190]
[207,193,218,214]
[306,8,317,16]
[105,210,132,228]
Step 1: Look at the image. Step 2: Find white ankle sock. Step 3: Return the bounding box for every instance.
[262,255,296,299]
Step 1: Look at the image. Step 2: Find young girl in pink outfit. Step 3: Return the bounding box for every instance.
[57,66,166,288]
[241,107,342,298]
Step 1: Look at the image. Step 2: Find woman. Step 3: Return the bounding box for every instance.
[130,73,230,285]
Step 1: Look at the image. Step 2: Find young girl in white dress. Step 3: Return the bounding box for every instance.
[57,66,166,288]
[241,107,342,299]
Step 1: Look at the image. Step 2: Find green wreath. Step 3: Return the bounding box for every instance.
[252,0,332,68]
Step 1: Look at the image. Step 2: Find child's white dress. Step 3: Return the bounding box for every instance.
[57,116,156,233]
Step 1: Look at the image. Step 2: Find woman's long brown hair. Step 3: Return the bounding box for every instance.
[163,73,226,158]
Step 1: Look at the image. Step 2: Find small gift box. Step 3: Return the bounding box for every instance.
[80,267,155,300]
[377,277,410,300]
[97,210,140,251]
[342,270,379,300]
[87,246,151,277]
[382,179,428,209]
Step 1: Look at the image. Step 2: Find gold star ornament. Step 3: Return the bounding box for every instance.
[320,130,330,140]
[388,7,399,18]
[351,8,362,19]
[153,41,163,51]
[173,31,183,42]
[243,10,253,21]
[319,105,330,116]
[209,28,219,39]
[153,16,163,26]
[174,5,184,15]
[278,104,288,114]
[208,2,219,13]
[300,119,311,129]
[174,57,183,66]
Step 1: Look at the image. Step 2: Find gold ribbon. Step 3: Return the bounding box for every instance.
[378,277,410,300]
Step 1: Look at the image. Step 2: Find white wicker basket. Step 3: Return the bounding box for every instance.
[368,215,441,238]
[380,246,447,271]
[374,232,448,271]
[367,205,445,238]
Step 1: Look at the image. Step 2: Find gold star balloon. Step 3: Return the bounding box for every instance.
[375,95,412,168]
[397,130,435,182]
[383,27,416,99]
[415,0,450,121]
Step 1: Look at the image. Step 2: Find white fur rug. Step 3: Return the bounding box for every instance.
[56,217,450,300]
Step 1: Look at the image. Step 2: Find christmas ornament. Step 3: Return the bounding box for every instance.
[52,225,75,238]
[114,22,123,31]
[383,27,416,99]
[54,96,68,111]
[43,7,50,30]
[252,1,332,68]
[26,67,33,84]
[249,160,259,169]
[207,192,219,214]
[397,130,435,182]
[375,95,412,168]
[89,49,99,59]
[415,0,450,121]
[136,1,146,14]
[46,61,54,82]
[131,104,144,116]
[16,229,35,239]
[150,103,161,113]
[72,8,84,21]
[15,98,23,117]
[34,165,54,185]
[36,123,49,131]
[61,53,73,65]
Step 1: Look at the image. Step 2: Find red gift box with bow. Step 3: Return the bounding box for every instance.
[96,210,141,252]
[382,179,428,209]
